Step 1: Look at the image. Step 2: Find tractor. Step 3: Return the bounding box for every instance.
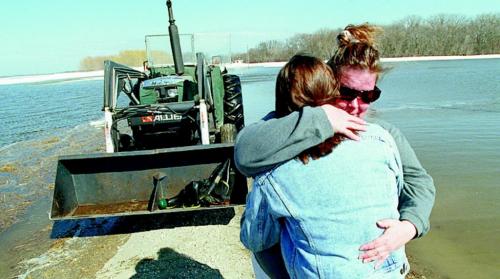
[50,0,248,220]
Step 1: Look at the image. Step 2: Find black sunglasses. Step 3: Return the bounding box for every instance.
[339,86,381,103]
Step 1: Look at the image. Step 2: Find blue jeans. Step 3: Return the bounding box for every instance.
[253,246,409,279]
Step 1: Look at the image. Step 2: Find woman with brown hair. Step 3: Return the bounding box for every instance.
[237,24,434,278]
[274,54,346,163]
[241,54,409,278]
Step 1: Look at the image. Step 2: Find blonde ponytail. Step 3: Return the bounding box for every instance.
[329,23,383,75]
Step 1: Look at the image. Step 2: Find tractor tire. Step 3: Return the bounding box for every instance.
[220,123,237,143]
[223,74,244,131]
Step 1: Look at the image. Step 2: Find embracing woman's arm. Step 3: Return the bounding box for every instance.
[235,107,333,176]
[234,106,365,177]
[358,119,435,266]
[240,183,281,253]
[371,120,436,237]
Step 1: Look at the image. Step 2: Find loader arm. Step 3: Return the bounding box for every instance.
[103,60,146,112]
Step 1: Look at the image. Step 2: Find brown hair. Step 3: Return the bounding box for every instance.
[327,23,383,77]
[275,54,344,164]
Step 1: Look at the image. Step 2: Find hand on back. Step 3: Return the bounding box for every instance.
[358,219,417,268]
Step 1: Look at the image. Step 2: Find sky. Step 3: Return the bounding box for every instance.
[0,0,498,76]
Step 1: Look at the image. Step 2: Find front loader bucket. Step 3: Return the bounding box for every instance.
[50,143,248,220]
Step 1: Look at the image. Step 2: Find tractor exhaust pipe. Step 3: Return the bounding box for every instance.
[167,0,184,75]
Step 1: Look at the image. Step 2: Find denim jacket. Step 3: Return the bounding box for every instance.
[240,123,407,279]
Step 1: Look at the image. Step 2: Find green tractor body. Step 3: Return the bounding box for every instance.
[50,1,247,221]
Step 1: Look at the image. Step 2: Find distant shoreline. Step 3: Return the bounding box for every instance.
[1,54,499,85]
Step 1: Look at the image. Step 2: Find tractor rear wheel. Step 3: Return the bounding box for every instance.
[220,123,237,143]
[222,74,244,131]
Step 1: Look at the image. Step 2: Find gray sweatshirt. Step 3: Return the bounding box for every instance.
[234,106,435,237]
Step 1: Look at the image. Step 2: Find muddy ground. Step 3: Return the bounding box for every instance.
[12,205,427,279]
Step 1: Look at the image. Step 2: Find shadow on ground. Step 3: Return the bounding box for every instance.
[131,247,223,279]
[50,207,236,239]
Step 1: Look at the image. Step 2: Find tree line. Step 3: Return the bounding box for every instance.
[233,13,499,62]
[80,13,499,71]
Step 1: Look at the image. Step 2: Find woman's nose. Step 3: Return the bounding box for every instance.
[349,97,360,109]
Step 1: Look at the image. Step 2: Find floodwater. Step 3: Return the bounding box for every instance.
[0,58,499,278]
